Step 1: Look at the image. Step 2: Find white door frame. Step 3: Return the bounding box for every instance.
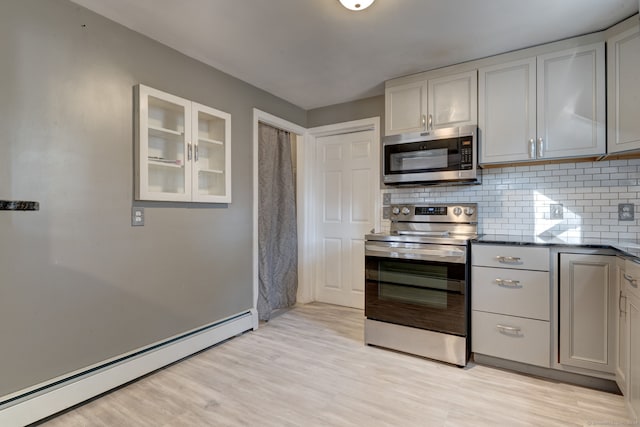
[307,117,382,307]
[253,111,381,325]
[252,109,307,328]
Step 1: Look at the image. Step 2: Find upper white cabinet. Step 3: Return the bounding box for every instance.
[607,25,640,154]
[479,43,606,164]
[385,70,477,136]
[135,85,231,203]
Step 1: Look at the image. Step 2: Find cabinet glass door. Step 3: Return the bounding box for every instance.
[137,85,191,201]
[192,103,231,203]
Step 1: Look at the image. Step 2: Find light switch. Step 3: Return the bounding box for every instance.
[550,204,563,220]
[132,207,144,226]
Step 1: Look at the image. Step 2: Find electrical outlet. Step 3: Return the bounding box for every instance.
[383,193,391,206]
[382,206,391,219]
[619,203,635,221]
[132,207,145,226]
[550,204,563,220]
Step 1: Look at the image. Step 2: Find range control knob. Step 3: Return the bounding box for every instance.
[464,207,475,216]
[401,207,411,215]
[391,207,400,215]
[453,207,463,216]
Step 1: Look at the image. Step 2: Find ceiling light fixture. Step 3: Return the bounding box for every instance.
[339,0,375,11]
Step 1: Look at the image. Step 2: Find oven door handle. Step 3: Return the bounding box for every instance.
[365,244,466,262]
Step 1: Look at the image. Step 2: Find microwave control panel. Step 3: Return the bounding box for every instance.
[460,139,473,169]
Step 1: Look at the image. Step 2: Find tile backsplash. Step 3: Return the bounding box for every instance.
[382,159,640,240]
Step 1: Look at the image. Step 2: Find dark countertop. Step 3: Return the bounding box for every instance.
[474,234,640,261]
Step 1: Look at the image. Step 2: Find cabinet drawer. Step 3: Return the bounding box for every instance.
[472,244,549,271]
[472,267,550,320]
[624,259,640,300]
[472,311,550,367]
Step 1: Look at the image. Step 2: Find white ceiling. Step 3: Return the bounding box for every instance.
[71,0,638,110]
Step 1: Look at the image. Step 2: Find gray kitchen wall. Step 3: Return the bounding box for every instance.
[307,95,384,129]
[0,0,305,398]
[383,159,640,240]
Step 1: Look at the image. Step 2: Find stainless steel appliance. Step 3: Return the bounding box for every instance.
[364,203,478,366]
[383,125,479,186]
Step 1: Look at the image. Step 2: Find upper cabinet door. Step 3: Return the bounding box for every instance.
[537,43,606,160]
[385,81,427,135]
[136,85,192,202]
[479,58,536,164]
[607,26,640,154]
[191,103,231,203]
[427,70,477,130]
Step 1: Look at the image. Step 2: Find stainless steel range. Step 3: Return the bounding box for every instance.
[364,203,478,367]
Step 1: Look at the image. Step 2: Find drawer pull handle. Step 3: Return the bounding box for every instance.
[496,256,522,264]
[495,278,521,288]
[624,273,639,288]
[496,324,522,335]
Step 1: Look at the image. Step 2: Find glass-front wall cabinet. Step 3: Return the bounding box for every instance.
[135,85,231,203]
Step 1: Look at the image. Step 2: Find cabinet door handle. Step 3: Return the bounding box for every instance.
[624,273,638,288]
[537,137,544,158]
[428,114,433,130]
[528,139,535,159]
[496,324,522,334]
[421,114,426,131]
[620,293,627,316]
[187,142,192,161]
[496,256,522,264]
[194,144,199,162]
[495,278,522,288]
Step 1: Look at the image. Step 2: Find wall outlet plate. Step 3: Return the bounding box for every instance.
[382,206,391,220]
[132,207,145,226]
[619,203,634,221]
[550,204,563,220]
[383,193,391,206]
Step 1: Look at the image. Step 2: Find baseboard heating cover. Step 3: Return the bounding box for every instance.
[0,309,257,427]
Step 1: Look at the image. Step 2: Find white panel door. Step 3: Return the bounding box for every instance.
[384,81,427,135]
[537,43,606,159]
[315,130,376,309]
[428,70,477,130]
[479,58,536,164]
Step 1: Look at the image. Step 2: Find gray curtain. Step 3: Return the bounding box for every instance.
[258,123,298,321]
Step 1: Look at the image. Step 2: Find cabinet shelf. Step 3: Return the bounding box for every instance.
[198,168,224,174]
[148,125,183,138]
[148,159,183,168]
[198,137,224,145]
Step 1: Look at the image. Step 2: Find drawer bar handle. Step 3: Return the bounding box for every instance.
[496,324,522,334]
[624,273,639,288]
[495,278,522,288]
[496,256,521,264]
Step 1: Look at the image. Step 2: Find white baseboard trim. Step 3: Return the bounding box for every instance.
[0,310,255,427]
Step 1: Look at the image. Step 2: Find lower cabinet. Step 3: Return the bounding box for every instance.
[559,253,617,374]
[616,257,628,395]
[471,244,551,367]
[623,259,640,421]
[629,290,640,421]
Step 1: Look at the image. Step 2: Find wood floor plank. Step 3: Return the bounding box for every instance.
[39,303,633,426]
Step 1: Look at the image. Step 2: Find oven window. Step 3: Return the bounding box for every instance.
[389,148,448,172]
[377,260,464,308]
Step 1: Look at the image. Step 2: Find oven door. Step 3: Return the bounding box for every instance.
[365,245,467,336]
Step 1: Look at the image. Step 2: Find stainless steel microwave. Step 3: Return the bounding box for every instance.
[383,125,479,185]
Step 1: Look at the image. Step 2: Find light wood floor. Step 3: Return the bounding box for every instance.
[39,303,634,426]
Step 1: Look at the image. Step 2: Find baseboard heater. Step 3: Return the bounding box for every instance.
[0,309,256,427]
